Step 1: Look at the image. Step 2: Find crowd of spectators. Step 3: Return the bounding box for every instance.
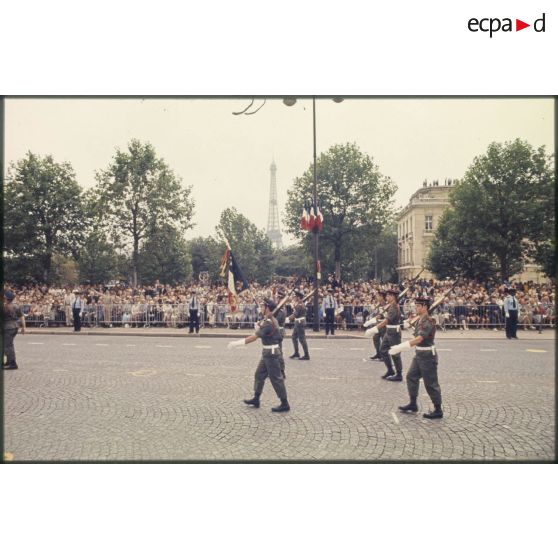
[4,276,555,332]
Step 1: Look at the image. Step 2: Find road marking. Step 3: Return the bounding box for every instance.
[129,369,158,377]
[28,342,44,345]
[195,345,212,349]
[480,349,497,352]
[526,349,547,353]
[52,369,68,372]
[437,349,452,351]
[95,343,109,346]
[185,373,205,377]
[391,412,400,424]
[312,347,324,350]
[476,380,498,383]
[4,452,13,461]
[350,348,364,351]
[125,344,136,347]
[156,345,173,348]
[319,376,341,380]
[62,343,76,346]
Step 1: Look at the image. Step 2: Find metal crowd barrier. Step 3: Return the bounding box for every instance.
[20,303,556,330]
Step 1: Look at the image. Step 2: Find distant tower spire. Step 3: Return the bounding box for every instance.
[266,158,283,249]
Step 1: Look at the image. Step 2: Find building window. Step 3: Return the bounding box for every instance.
[425,215,433,231]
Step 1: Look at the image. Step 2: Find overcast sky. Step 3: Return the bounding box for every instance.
[4,97,554,245]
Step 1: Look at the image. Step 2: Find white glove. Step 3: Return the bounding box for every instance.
[364,325,379,338]
[389,341,412,356]
[227,339,245,349]
[254,322,260,331]
[363,317,377,328]
[403,319,411,329]
[505,313,509,319]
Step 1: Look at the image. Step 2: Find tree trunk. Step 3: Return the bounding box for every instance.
[334,243,341,280]
[43,253,52,284]
[133,236,139,287]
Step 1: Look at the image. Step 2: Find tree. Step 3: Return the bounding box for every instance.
[284,143,397,279]
[93,139,195,285]
[139,224,192,285]
[426,139,554,281]
[188,236,228,282]
[273,245,311,278]
[427,209,497,281]
[76,230,122,285]
[4,152,86,284]
[215,208,275,283]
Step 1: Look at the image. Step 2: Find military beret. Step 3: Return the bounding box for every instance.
[386,288,400,297]
[415,296,431,307]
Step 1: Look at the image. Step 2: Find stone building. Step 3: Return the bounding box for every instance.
[396,179,546,282]
[396,179,452,281]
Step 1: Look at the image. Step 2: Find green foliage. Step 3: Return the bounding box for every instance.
[76,230,121,285]
[273,245,311,278]
[188,236,226,282]
[426,139,554,281]
[93,139,195,285]
[215,208,275,283]
[4,152,86,284]
[139,224,192,285]
[284,143,396,279]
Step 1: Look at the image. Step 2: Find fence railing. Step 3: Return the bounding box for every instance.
[20,303,556,330]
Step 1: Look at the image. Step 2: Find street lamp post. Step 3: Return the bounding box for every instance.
[235,96,342,332]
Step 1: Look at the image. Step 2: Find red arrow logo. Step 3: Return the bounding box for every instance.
[516,19,530,31]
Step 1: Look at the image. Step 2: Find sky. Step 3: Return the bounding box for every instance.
[4,97,555,245]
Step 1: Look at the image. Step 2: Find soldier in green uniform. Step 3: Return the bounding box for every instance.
[364,291,387,361]
[2,290,26,370]
[390,296,443,419]
[366,289,403,381]
[275,289,287,378]
[287,291,310,360]
[228,298,290,412]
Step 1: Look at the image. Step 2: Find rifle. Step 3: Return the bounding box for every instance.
[407,279,460,328]
[281,288,317,320]
[272,275,307,316]
[364,268,425,328]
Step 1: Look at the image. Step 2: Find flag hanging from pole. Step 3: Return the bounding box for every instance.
[220,243,249,311]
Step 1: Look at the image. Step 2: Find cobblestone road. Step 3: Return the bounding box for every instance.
[4,334,555,461]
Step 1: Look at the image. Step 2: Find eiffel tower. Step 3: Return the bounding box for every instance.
[266,159,283,249]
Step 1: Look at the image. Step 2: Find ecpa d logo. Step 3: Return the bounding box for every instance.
[468,13,546,37]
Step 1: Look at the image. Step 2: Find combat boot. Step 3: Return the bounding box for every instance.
[289,353,300,359]
[272,399,290,412]
[398,401,418,413]
[243,396,260,408]
[381,370,395,379]
[299,355,310,360]
[387,374,402,382]
[423,405,443,419]
[369,354,381,360]
[3,363,18,370]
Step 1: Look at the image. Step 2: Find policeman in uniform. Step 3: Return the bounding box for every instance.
[323,287,337,337]
[2,290,26,370]
[275,289,287,378]
[366,288,403,381]
[228,298,290,412]
[188,290,200,333]
[390,296,443,419]
[503,288,519,340]
[287,291,310,360]
[364,291,387,360]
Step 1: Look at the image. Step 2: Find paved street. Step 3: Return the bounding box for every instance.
[4,334,555,461]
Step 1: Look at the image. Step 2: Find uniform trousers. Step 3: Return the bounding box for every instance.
[189,309,200,333]
[3,328,18,365]
[379,330,403,374]
[292,323,309,356]
[406,350,442,406]
[505,309,518,338]
[325,308,335,335]
[254,352,288,400]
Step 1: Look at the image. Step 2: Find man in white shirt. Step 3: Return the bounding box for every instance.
[503,287,519,339]
[322,288,337,337]
[189,290,200,333]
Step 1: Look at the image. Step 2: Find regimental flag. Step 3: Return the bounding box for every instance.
[316,205,323,231]
[220,244,249,311]
[300,205,309,231]
[308,205,316,230]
